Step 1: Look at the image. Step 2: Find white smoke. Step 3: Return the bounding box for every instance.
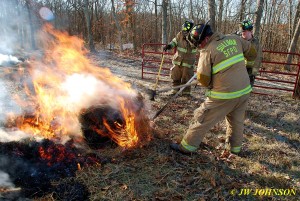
[0,53,20,66]
[60,73,136,110]
[0,129,33,142]
[0,170,14,188]
[0,80,22,124]
[0,80,28,142]
[0,1,22,54]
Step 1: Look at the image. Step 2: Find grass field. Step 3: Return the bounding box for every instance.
[36,51,300,201]
[1,50,298,200]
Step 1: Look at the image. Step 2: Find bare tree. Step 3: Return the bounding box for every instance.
[292,0,300,33]
[208,0,216,31]
[217,0,224,31]
[125,0,137,52]
[253,0,264,39]
[83,0,96,52]
[111,0,123,51]
[155,0,159,43]
[238,0,247,21]
[286,18,300,71]
[162,0,168,44]
[25,0,36,50]
[16,0,24,49]
[189,0,194,20]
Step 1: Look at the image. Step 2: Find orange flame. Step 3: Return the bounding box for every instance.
[97,98,139,148]
[11,24,149,148]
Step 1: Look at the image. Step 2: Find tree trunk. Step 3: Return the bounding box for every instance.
[253,0,264,39]
[111,0,123,51]
[168,0,172,41]
[83,0,96,52]
[295,75,300,99]
[155,0,158,43]
[162,0,168,44]
[217,0,224,32]
[189,0,194,20]
[17,0,24,49]
[238,0,247,22]
[25,0,36,50]
[286,18,300,71]
[125,0,137,52]
[293,0,300,33]
[208,0,216,31]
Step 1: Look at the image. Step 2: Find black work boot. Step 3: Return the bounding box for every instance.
[170,143,194,156]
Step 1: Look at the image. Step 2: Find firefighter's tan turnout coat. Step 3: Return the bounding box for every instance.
[168,31,198,94]
[180,32,257,154]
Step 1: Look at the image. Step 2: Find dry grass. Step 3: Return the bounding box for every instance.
[36,51,300,200]
[43,92,299,201]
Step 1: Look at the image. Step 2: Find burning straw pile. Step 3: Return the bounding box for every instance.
[0,24,152,199]
[6,23,152,148]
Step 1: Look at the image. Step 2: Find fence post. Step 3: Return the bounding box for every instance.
[294,57,300,99]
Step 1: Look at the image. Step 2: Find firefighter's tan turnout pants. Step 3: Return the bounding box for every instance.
[171,65,194,94]
[181,93,250,153]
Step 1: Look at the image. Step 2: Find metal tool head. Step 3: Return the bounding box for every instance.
[147,89,157,101]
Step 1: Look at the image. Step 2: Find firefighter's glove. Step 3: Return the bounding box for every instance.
[244,44,257,61]
[163,44,172,52]
[252,67,259,75]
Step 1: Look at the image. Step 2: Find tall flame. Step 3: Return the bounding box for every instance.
[11,24,148,148]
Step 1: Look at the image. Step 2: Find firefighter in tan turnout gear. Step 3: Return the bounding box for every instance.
[170,24,257,155]
[163,20,198,96]
[240,20,263,87]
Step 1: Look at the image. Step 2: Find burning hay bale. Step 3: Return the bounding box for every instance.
[80,94,152,149]
[1,24,152,149]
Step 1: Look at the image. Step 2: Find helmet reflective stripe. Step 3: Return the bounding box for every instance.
[206,85,252,99]
[231,146,241,153]
[183,23,191,31]
[212,53,244,74]
[182,20,194,32]
[181,139,197,152]
[241,20,253,31]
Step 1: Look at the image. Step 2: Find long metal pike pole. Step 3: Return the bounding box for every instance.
[152,73,197,120]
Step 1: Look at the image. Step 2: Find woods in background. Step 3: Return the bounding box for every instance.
[0,0,300,54]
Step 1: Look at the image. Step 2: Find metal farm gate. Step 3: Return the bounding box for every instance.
[141,43,300,98]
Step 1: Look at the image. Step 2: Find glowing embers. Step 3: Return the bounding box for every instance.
[0,139,100,199]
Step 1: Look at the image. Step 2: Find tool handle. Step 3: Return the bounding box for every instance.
[157,81,198,93]
[153,54,165,90]
[152,73,197,120]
